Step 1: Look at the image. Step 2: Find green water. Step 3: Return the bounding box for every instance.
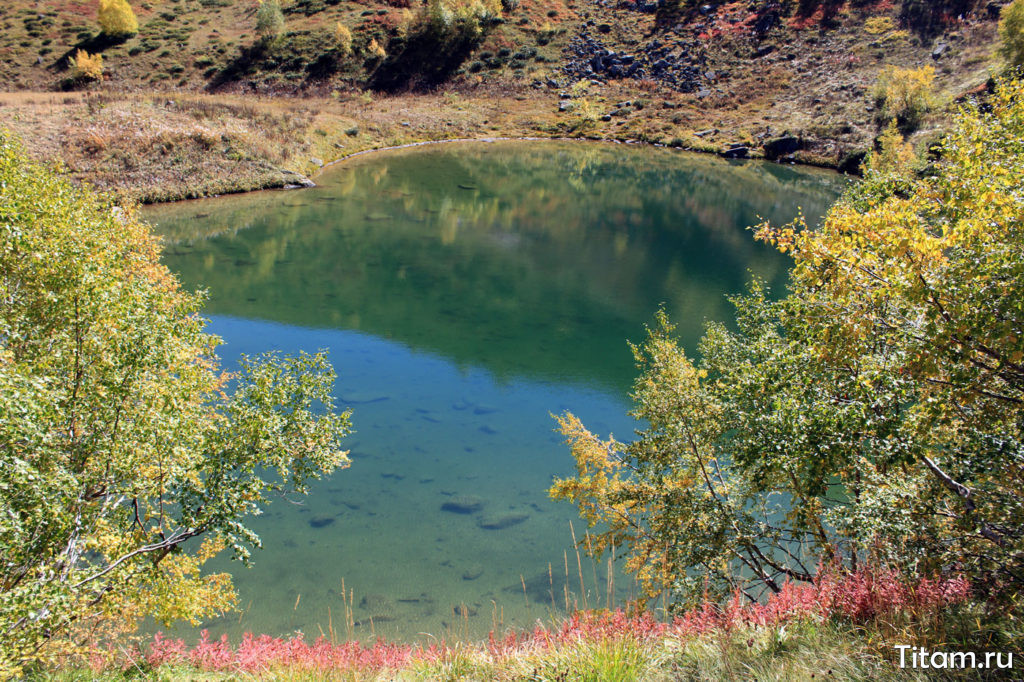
[145,140,846,643]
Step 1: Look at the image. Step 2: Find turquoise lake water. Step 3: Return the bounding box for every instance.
[144,140,846,643]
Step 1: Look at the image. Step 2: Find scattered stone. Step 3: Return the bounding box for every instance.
[932,42,950,60]
[763,135,801,161]
[558,99,573,112]
[458,183,478,190]
[441,495,484,514]
[462,563,485,580]
[561,30,705,92]
[308,516,335,529]
[453,604,478,617]
[720,144,749,159]
[694,128,717,137]
[310,157,323,167]
[478,512,529,530]
[360,594,394,612]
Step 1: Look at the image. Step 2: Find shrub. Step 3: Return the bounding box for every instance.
[554,78,1024,608]
[871,64,935,130]
[367,37,387,59]
[98,0,138,36]
[255,0,285,42]
[71,48,104,80]
[864,119,918,176]
[0,134,351,675]
[334,21,352,55]
[1000,0,1024,70]
[863,16,895,35]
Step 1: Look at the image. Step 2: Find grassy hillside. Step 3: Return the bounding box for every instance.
[0,0,1009,201]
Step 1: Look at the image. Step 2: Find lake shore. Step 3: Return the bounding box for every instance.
[0,84,864,206]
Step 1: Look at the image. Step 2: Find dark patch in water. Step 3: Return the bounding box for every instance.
[309,516,335,529]
[478,513,529,530]
[441,496,483,514]
[478,425,498,435]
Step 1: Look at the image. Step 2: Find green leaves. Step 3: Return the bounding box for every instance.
[0,134,351,673]
[554,79,1024,610]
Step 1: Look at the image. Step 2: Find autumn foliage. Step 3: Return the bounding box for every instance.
[553,78,1024,614]
[97,0,138,36]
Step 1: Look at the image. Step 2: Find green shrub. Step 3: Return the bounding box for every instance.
[1000,0,1024,70]
[0,134,350,675]
[255,0,285,42]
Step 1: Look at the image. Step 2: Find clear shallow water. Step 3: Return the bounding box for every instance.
[145,140,846,643]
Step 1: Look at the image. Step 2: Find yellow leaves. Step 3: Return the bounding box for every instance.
[865,120,917,176]
[872,64,935,126]
[97,0,138,36]
[334,22,353,55]
[71,50,103,81]
[197,536,226,563]
[550,413,630,529]
[367,38,387,60]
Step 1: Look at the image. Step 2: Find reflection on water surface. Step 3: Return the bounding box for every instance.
[146,140,846,642]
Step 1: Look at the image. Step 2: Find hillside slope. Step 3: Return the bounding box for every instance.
[0,0,1008,201]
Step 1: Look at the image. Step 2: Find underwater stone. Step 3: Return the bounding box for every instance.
[462,563,485,581]
[441,495,484,514]
[478,513,529,530]
[308,516,335,528]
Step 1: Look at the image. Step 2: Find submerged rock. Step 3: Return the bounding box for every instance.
[358,593,397,624]
[478,512,529,530]
[308,516,335,529]
[441,495,484,514]
[462,563,485,580]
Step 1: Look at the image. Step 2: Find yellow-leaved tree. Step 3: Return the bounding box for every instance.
[335,22,353,56]
[71,49,104,81]
[98,0,138,37]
